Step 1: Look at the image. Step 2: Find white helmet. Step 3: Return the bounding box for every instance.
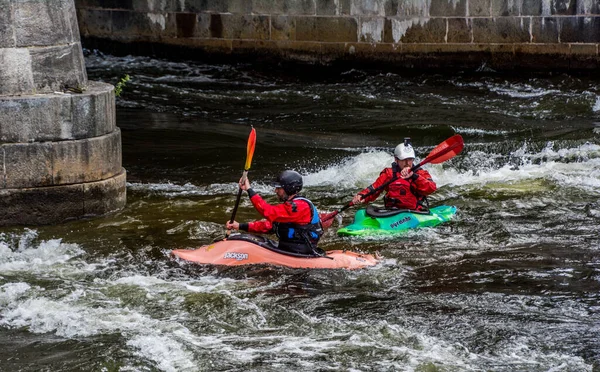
[394,138,415,160]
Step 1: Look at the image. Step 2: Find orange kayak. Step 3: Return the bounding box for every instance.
[171,233,378,269]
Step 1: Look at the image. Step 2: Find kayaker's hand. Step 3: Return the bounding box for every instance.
[226,221,240,230]
[239,176,251,191]
[400,167,414,179]
[352,193,365,205]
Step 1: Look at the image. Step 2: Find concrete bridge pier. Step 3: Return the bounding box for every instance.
[0,0,126,226]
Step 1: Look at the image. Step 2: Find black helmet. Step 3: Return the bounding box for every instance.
[271,170,303,195]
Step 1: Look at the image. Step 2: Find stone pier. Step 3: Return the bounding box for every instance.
[0,0,126,226]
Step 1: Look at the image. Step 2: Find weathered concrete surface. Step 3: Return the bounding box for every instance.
[1,0,87,95]
[0,0,125,226]
[0,169,126,226]
[74,0,600,71]
[2,129,122,189]
[0,82,115,143]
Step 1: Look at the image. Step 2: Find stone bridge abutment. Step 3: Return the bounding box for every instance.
[0,0,126,226]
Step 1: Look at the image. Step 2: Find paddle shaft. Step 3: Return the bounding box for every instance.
[321,166,414,223]
[226,127,255,237]
[228,170,248,227]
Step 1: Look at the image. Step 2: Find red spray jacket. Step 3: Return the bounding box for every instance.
[358,167,436,210]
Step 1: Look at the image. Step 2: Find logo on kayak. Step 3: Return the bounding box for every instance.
[390,216,411,229]
[224,252,249,261]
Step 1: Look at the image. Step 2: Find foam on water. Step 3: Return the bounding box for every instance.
[302,142,600,195]
[489,83,561,99]
[0,230,260,371]
[593,96,600,112]
[0,230,85,274]
[303,150,394,189]
[0,226,594,371]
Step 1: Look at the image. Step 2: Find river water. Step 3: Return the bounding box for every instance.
[1,52,599,371]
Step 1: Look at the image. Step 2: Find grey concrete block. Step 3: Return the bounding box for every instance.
[83,169,126,216]
[252,0,286,14]
[195,13,212,38]
[0,169,126,226]
[281,0,316,15]
[251,0,319,15]
[551,0,577,15]
[396,0,431,17]
[71,82,116,139]
[4,142,54,188]
[75,0,133,10]
[521,0,544,16]
[176,13,197,38]
[183,0,252,13]
[386,17,440,43]
[66,0,82,42]
[351,0,387,16]
[52,129,122,185]
[472,17,531,43]
[296,16,358,42]
[531,17,559,43]
[0,183,85,226]
[447,18,472,43]
[383,0,400,16]
[77,8,112,37]
[201,14,270,40]
[2,128,121,188]
[14,0,76,47]
[316,0,338,15]
[398,17,446,43]
[492,0,544,16]
[0,81,115,142]
[111,10,173,39]
[271,15,296,40]
[29,43,88,93]
[469,0,491,16]
[0,96,69,143]
[1,147,4,189]
[359,17,385,42]
[132,0,173,12]
[430,0,467,16]
[0,0,15,48]
[560,16,600,43]
[0,48,35,95]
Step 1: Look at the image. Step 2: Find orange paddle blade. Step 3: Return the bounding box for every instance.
[422,134,464,165]
[244,127,257,170]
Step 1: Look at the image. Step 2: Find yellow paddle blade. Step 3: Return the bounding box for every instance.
[244,127,257,171]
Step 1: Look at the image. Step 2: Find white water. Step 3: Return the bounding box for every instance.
[1,228,592,371]
[127,142,600,198]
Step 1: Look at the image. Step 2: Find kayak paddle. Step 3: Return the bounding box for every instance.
[226,127,257,237]
[320,134,464,228]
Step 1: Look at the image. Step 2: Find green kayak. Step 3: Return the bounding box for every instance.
[337,205,457,237]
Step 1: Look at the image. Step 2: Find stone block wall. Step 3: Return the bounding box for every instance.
[74,0,600,70]
[0,0,126,226]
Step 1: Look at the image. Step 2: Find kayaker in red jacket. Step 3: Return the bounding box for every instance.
[226,170,323,255]
[352,138,437,210]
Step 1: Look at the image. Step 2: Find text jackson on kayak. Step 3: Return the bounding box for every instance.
[352,138,437,211]
[225,170,324,256]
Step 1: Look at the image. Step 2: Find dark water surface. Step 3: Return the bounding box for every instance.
[1,52,599,371]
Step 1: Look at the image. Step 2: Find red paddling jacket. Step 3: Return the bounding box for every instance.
[239,189,323,254]
[358,166,437,210]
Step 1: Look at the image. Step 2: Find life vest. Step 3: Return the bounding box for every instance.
[274,197,323,253]
[383,166,427,210]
